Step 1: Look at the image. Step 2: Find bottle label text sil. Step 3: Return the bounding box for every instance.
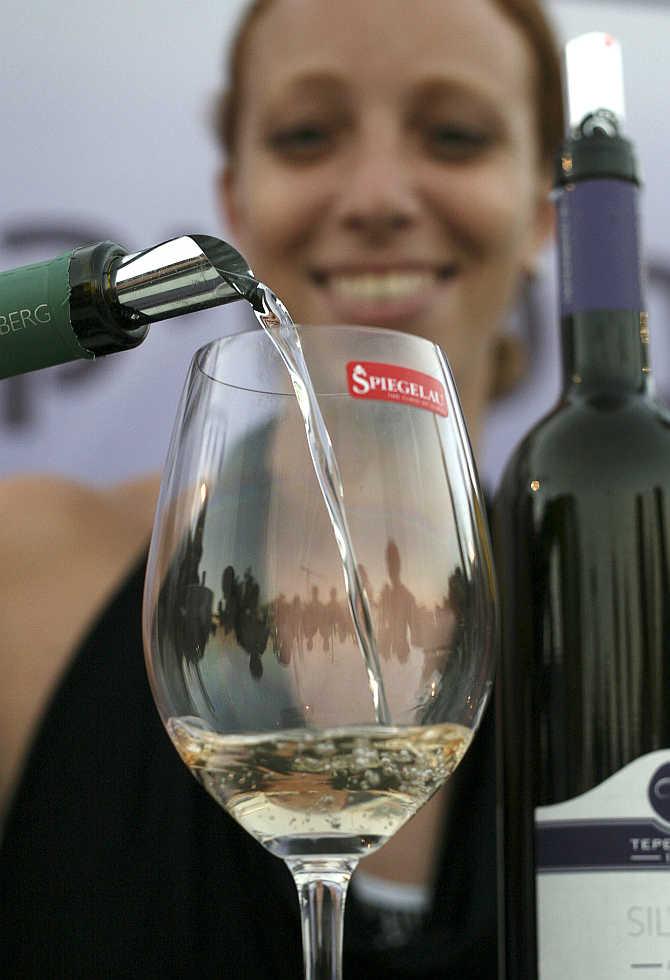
[536,751,670,979]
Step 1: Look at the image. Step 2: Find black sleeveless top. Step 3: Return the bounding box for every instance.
[0,557,496,979]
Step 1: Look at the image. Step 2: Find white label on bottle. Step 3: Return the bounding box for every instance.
[536,751,670,979]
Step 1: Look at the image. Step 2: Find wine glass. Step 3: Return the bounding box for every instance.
[143,324,496,979]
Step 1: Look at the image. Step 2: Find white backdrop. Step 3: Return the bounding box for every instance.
[1,0,669,490]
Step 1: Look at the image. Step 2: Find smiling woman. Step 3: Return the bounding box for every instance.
[216,0,561,446]
[0,1,563,978]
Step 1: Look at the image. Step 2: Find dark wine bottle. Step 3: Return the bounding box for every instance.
[0,235,254,379]
[494,33,670,980]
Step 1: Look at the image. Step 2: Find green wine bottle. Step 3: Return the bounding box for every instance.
[494,33,670,980]
[0,235,255,379]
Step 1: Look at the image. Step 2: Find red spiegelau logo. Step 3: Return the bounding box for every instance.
[346,361,448,417]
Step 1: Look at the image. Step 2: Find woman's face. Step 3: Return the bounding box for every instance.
[222,0,551,388]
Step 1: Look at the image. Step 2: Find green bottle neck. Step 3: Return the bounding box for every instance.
[560,310,651,398]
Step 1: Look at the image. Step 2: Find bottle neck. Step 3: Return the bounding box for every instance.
[561,310,650,395]
[557,177,649,396]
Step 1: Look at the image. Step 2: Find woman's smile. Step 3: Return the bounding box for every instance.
[308,263,458,326]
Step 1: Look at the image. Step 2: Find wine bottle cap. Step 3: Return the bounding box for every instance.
[564,33,626,135]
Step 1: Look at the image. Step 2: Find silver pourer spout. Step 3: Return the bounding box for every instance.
[110,234,259,323]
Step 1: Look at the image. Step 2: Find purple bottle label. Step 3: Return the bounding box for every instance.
[558,179,643,317]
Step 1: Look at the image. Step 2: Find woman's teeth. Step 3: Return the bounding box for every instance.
[329,271,433,301]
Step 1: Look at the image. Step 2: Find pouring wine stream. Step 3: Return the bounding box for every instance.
[244,277,392,728]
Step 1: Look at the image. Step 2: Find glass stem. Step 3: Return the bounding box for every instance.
[287,859,357,980]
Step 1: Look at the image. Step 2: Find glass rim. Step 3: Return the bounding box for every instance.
[193,322,444,396]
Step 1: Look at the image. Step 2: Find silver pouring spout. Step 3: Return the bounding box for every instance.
[110,234,261,323]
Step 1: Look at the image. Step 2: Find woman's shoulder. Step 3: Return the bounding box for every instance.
[0,472,160,817]
[0,473,159,561]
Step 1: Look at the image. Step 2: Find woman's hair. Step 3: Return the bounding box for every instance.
[215,0,565,167]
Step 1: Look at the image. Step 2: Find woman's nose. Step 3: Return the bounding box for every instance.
[335,128,420,240]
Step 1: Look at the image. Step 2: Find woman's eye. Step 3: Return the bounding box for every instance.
[268,124,332,159]
[426,125,492,161]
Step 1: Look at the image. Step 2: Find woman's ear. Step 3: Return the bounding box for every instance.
[488,333,529,400]
[525,177,555,274]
